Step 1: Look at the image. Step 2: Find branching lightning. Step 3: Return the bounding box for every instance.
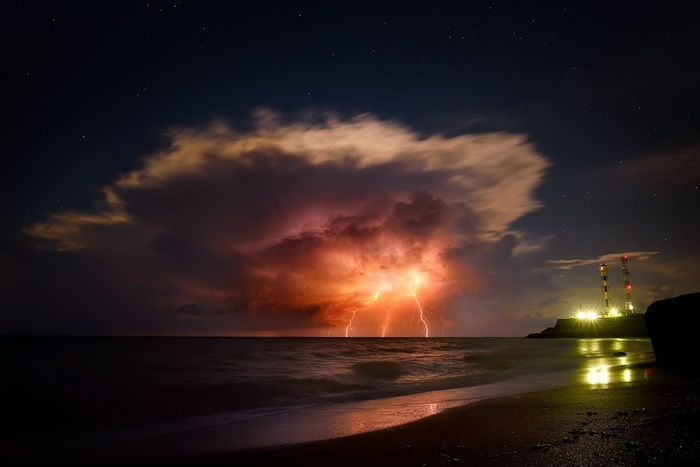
[381,303,396,338]
[345,284,387,337]
[344,307,360,338]
[341,274,435,338]
[407,276,430,338]
[324,301,336,336]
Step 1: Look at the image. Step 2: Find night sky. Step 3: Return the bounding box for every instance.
[3,1,698,337]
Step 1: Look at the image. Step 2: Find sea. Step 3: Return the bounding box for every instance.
[1,336,656,464]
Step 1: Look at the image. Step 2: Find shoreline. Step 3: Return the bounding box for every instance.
[82,361,700,467]
[45,370,577,465]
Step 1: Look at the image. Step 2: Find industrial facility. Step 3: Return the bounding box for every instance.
[597,255,635,318]
[526,254,648,337]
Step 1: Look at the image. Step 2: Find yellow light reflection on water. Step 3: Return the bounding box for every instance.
[587,365,609,385]
[582,360,641,386]
[574,338,655,387]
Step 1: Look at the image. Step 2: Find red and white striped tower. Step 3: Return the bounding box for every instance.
[600,263,612,314]
[621,254,633,314]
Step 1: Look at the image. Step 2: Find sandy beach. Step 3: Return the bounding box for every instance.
[88,362,698,467]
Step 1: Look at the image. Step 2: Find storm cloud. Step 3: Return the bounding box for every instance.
[10,111,551,336]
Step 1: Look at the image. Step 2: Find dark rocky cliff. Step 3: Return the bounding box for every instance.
[644,291,700,372]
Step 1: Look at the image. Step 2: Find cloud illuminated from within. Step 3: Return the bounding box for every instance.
[21,111,550,336]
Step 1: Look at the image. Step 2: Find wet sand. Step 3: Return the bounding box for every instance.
[110,362,699,467]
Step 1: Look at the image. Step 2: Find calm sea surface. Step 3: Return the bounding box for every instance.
[1,336,655,463]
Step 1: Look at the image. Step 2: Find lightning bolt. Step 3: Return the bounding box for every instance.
[408,277,430,338]
[345,285,386,337]
[342,275,436,338]
[381,299,398,338]
[345,307,360,338]
[324,301,335,336]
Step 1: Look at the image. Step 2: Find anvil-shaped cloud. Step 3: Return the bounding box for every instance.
[15,111,551,336]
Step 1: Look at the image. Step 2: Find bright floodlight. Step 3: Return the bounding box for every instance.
[576,311,599,320]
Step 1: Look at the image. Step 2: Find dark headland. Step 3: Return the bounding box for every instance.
[525,313,648,338]
[526,292,700,343]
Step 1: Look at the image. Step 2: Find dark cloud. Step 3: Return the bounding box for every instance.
[7,112,556,336]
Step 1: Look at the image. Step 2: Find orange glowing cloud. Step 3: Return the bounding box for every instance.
[20,110,549,336]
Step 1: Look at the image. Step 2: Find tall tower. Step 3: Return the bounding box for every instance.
[621,254,633,314]
[600,263,612,314]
